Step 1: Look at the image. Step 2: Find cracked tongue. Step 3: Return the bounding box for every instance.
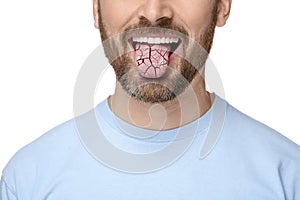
[134,43,171,78]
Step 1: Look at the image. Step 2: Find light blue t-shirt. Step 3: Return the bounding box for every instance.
[1,95,300,199]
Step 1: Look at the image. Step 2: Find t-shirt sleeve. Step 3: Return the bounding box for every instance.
[1,176,17,200]
[280,159,300,199]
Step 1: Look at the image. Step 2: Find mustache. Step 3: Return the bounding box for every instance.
[122,17,189,42]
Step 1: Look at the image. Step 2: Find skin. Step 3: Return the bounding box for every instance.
[93,0,231,130]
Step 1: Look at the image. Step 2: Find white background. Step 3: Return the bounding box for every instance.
[1,0,300,172]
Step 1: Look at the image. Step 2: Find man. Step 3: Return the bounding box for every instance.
[1,0,300,199]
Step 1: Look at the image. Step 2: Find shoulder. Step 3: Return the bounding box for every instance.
[5,118,79,165]
[1,104,111,197]
[1,117,81,194]
[222,101,300,161]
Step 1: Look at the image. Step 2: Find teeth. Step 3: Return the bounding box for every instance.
[148,38,155,44]
[132,37,180,44]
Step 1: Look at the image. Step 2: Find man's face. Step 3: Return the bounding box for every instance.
[96,0,221,103]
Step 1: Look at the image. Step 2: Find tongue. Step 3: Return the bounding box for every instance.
[134,43,171,78]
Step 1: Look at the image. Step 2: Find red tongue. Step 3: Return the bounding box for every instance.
[134,43,171,78]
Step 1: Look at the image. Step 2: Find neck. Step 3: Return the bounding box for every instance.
[108,72,213,130]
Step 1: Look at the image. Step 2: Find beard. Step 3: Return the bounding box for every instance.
[98,6,218,103]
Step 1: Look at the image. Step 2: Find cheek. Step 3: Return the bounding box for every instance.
[175,0,213,36]
[100,1,138,35]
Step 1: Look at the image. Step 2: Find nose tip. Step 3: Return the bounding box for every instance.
[138,0,173,24]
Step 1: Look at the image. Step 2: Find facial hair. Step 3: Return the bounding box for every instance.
[98,6,218,104]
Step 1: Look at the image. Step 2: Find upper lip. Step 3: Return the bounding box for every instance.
[123,27,185,43]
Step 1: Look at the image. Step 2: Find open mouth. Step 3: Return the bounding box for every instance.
[128,37,182,78]
[130,37,182,57]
